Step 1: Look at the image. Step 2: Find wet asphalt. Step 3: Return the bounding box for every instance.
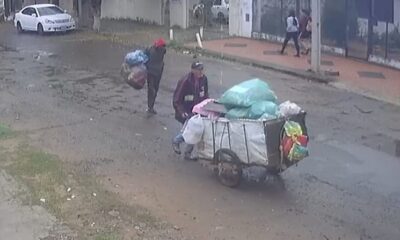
[0,23,400,240]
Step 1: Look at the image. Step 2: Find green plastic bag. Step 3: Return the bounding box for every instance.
[288,144,309,161]
[284,121,303,137]
[248,101,278,119]
[226,107,250,119]
[219,79,277,108]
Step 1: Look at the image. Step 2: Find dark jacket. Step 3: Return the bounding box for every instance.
[299,15,312,37]
[173,72,209,124]
[145,46,166,77]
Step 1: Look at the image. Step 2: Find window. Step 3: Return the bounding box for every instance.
[22,8,33,15]
[37,6,64,16]
[214,0,222,6]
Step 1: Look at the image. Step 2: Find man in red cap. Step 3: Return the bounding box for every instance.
[145,38,167,114]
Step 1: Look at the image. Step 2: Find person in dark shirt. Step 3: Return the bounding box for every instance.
[298,9,312,55]
[172,61,209,160]
[145,38,166,115]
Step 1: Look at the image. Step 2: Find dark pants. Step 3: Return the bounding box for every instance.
[173,132,194,157]
[281,32,300,56]
[147,73,162,110]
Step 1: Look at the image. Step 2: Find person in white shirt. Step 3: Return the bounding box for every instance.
[280,10,300,57]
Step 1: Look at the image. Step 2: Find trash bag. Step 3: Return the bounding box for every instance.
[121,63,147,90]
[278,101,302,117]
[192,98,220,118]
[284,121,303,137]
[219,79,277,108]
[182,115,205,145]
[248,101,278,119]
[282,121,309,162]
[258,113,277,120]
[124,50,149,67]
[288,143,309,161]
[226,107,250,119]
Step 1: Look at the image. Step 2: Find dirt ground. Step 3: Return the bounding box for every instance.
[0,22,400,240]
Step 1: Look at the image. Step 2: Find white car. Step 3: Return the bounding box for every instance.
[14,4,75,35]
[211,0,229,22]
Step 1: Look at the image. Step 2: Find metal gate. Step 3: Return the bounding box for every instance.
[345,0,369,59]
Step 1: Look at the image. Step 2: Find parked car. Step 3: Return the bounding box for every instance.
[211,0,229,22]
[14,4,75,35]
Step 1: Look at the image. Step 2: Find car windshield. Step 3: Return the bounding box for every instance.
[37,6,64,16]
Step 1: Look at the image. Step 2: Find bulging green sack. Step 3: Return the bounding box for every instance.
[248,101,278,119]
[219,79,277,108]
[226,107,250,119]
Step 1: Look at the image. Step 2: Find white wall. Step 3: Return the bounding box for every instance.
[170,0,188,28]
[229,0,240,36]
[229,0,253,37]
[59,0,74,16]
[101,0,163,25]
[23,0,50,7]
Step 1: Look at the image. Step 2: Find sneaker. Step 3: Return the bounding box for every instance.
[172,142,181,155]
[146,108,157,115]
[184,153,198,161]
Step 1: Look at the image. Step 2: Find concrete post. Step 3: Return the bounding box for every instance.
[311,0,321,73]
[200,26,204,38]
[170,28,174,40]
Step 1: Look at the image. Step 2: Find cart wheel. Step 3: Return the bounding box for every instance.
[266,167,281,176]
[214,149,242,188]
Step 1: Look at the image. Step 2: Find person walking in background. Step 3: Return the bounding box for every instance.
[172,61,209,161]
[280,10,300,57]
[299,9,312,55]
[145,38,167,115]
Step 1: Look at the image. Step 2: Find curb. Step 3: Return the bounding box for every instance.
[179,46,336,84]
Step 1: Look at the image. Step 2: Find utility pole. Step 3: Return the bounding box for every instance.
[311,0,321,73]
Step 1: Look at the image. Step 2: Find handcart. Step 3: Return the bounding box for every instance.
[196,107,308,188]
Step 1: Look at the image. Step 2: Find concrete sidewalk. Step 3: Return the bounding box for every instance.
[187,37,400,105]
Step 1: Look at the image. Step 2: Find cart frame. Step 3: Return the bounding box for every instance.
[197,112,308,187]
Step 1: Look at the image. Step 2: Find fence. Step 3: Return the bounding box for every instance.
[251,0,400,67]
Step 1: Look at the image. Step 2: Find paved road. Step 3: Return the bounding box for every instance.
[0,23,400,240]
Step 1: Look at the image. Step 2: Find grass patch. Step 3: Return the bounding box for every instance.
[94,232,120,240]
[6,145,66,216]
[0,140,163,239]
[0,123,13,139]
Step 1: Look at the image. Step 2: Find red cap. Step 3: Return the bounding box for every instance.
[154,38,166,48]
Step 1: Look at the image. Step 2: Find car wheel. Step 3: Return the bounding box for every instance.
[37,23,44,35]
[16,22,23,33]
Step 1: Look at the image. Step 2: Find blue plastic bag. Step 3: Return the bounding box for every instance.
[226,107,250,119]
[219,79,277,108]
[124,50,149,66]
[248,101,278,119]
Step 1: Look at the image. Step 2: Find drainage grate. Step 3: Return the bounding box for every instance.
[358,71,386,79]
[224,43,247,48]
